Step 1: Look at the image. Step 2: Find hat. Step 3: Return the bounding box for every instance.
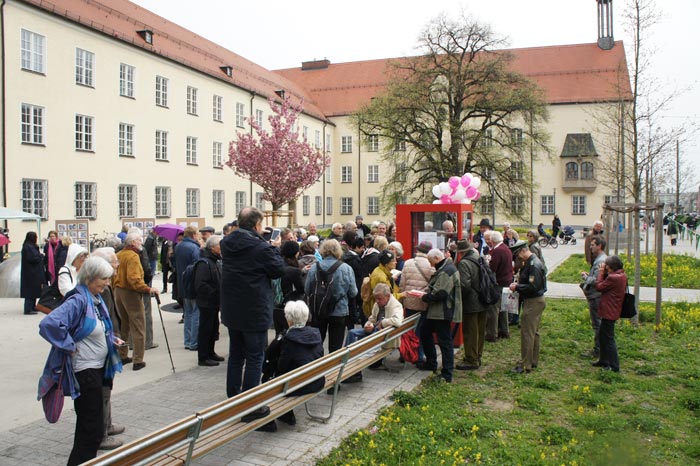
[280,240,300,258]
[356,215,363,221]
[455,239,472,252]
[509,240,528,254]
[479,218,491,228]
[416,240,433,254]
[379,250,395,265]
[307,235,320,243]
[200,226,215,233]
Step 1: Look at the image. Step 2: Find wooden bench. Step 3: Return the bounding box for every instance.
[84,314,419,466]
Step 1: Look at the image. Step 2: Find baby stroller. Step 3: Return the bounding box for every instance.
[558,225,577,245]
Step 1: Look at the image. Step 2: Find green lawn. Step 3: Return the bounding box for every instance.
[318,299,700,466]
[548,253,700,289]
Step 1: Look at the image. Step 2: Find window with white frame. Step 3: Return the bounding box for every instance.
[341,136,352,153]
[510,195,524,215]
[212,189,225,217]
[21,179,48,219]
[118,123,134,157]
[75,182,96,218]
[302,195,310,216]
[255,109,263,128]
[186,188,200,216]
[187,86,198,115]
[21,103,44,145]
[212,141,223,168]
[604,195,615,205]
[75,114,94,151]
[341,197,353,215]
[314,130,321,149]
[75,48,94,86]
[213,95,222,122]
[367,165,379,183]
[368,134,379,152]
[186,136,197,164]
[341,166,353,183]
[255,192,264,211]
[326,197,333,216]
[478,129,493,147]
[325,133,331,152]
[325,165,332,183]
[235,102,245,127]
[155,76,168,107]
[119,63,134,97]
[510,161,524,181]
[155,130,168,161]
[235,191,246,215]
[21,29,45,73]
[394,139,406,152]
[396,163,407,182]
[315,196,322,215]
[367,196,379,215]
[303,126,309,141]
[572,195,586,215]
[118,184,137,218]
[155,186,171,217]
[511,128,523,146]
[541,195,555,215]
[480,196,493,215]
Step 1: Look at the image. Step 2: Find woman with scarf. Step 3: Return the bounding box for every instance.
[21,231,44,315]
[38,256,123,465]
[43,231,67,286]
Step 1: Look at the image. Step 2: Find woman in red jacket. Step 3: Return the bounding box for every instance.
[593,255,627,372]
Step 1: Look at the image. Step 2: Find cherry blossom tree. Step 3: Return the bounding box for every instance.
[227,96,328,220]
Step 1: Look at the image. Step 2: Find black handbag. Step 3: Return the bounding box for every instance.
[36,285,64,314]
[620,285,637,319]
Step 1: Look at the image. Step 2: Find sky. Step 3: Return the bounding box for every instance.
[132,0,699,187]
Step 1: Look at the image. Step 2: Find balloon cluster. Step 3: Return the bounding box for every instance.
[431,173,482,204]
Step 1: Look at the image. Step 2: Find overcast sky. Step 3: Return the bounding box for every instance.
[132,0,699,186]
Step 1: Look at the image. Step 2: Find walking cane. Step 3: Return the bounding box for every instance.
[154,295,176,373]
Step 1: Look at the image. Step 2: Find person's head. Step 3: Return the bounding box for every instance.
[238,207,264,232]
[479,218,491,233]
[505,229,516,239]
[300,240,316,255]
[280,240,300,261]
[183,226,198,239]
[592,220,604,233]
[308,223,318,235]
[605,255,624,272]
[526,230,539,244]
[67,244,89,271]
[344,221,357,234]
[176,232,184,243]
[388,241,404,258]
[350,237,365,253]
[424,221,434,231]
[490,230,504,245]
[483,230,494,247]
[24,231,38,245]
[510,240,531,261]
[222,223,232,236]
[121,225,129,233]
[355,215,364,226]
[503,222,511,232]
[590,235,606,256]
[61,235,73,247]
[373,235,389,252]
[77,256,115,296]
[332,223,343,237]
[205,235,222,256]
[455,239,472,257]
[48,230,58,242]
[377,222,387,236]
[372,283,392,307]
[199,226,215,241]
[442,220,455,233]
[426,248,445,266]
[125,230,144,249]
[342,230,356,246]
[319,239,343,259]
[307,235,320,249]
[91,247,118,274]
[284,300,310,327]
[378,250,397,270]
[416,240,433,255]
[229,220,238,233]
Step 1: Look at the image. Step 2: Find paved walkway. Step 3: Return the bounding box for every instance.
[1,231,697,465]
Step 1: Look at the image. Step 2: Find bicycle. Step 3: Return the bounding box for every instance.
[538,235,559,249]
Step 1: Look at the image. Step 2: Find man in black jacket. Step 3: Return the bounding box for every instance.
[220,207,284,420]
[342,237,365,328]
[194,235,224,367]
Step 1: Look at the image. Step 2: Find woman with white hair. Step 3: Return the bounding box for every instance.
[58,243,89,296]
[39,256,123,465]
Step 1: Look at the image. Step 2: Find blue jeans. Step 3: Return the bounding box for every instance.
[183,298,200,349]
[345,327,375,346]
[226,329,268,397]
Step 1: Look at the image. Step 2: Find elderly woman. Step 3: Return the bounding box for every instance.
[58,243,89,296]
[21,231,44,315]
[194,235,224,366]
[43,230,67,286]
[593,255,627,372]
[388,241,405,272]
[363,249,403,317]
[38,256,123,465]
[504,228,520,248]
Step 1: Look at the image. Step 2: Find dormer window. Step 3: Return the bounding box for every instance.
[275,89,285,98]
[220,65,233,77]
[137,29,153,45]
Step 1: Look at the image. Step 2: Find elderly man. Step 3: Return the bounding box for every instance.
[377,222,388,237]
[194,235,224,366]
[455,239,487,370]
[113,230,159,371]
[221,207,284,419]
[509,240,547,374]
[584,220,605,266]
[580,235,607,359]
[355,215,370,237]
[472,218,492,256]
[327,222,344,241]
[175,226,201,350]
[307,222,323,241]
[199,226,215,243]
[485,230,513,342]
[418,249,462,383]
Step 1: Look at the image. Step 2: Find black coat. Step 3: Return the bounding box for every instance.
[194,248,222,310]
[342,250,364,291]
[42,241,67,284]
[21,242,44,299]
[220,227,284,332]
[278,326,325,395]
[160,240,171,269]
[144,233,159,262]
[281,264,305,305]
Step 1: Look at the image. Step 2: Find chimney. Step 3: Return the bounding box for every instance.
[301,59,330,71]
[596,0,614,50]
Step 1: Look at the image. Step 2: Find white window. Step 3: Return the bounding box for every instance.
[155,130,168,161]
[480,196,493,215]
[212,189,225,217]
[541,195,555,215]
[235,191,246,215]
[236,102,245,127]
[302,195,310,216]
[118,123,134,157]
[604,195,614,205]
[572,195,586,215]
[255,192,265,211]
[367,196,379,215]
[368,134,379,152]
[315,130,321,149]
[367,165,379,183]
[155,76,168,107]
[396,163,407,182]
[510,161,524,181]
[255,109,264,128]
[212,141,223,168]
[155,186,171,217]
[315,196,322,216]
[303,126,309,141]
[511,128,523,146]
[213,95,222,122]
[75,182,96,218]
[325,133,331,152]
[75,48,94,86]
[187,86,198,115]
[75,114,94,151]
[325,165,332,183]
[21,103,44,145]
[186,136,198,164]
[186,188,200,217]
[478,129,493,147]
[326,197,333,216]
[394,139,406,152]
[341,197,353,215]
[341,136,352,153]
[510,195,524,215]
[119,63,134,97]
[21,179,48,219]
[118,184,137,218]
[341,166,353,183]
[21,29,45,73]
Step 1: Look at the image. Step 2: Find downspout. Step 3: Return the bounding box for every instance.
[249,92,255,206]
[322,122,327,227]
[357,124,361,216]
[1,0,9,253]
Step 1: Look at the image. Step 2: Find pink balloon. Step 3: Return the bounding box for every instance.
[466,186,477,199]
[461,174,473,187]
[473,191,481,201]
[448,176,460,189]
[440,194,450,203]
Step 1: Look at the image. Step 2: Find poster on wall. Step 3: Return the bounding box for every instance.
[54,219,90,249]
[122,218,156,236]
[175,217,205,230]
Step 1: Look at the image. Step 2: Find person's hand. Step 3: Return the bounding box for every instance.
[509,283,517,292]
[581,272,588,279]
[364,322,374,333]
[114,337,125,347]
[150,288,160,297]
[271,236,282,247]
[303,264,312,272]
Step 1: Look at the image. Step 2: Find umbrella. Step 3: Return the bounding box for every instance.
[153,223,184,242]
[0,233,10,247]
